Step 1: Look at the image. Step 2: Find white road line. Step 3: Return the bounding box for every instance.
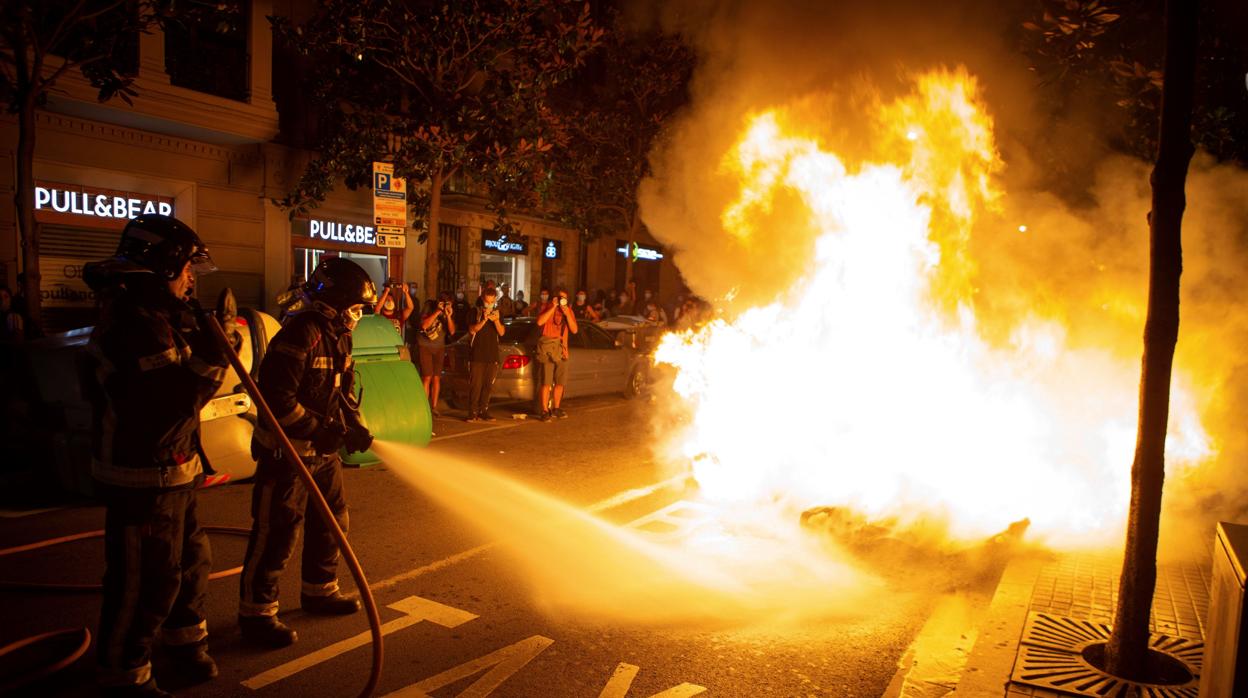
[383,635,554,698]
[598,663,708,698]
[430,423,521,442]
[371,542,499,593]
[428,399,628,442]
[368,474,691,593]
[241,595,477,690]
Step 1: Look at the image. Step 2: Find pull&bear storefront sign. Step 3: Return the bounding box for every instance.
[34,182,175,230]
[307,218,376,246]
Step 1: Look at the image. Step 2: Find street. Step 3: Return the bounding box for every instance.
[0,395,945,697]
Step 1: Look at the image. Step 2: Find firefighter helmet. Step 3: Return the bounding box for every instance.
[84,215,215,290]
[305,257,378,311]
[115,215,216,280]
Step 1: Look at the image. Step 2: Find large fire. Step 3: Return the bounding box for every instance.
[654,68,1212,546]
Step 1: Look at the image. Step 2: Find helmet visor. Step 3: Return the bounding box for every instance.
[190,247,217,275]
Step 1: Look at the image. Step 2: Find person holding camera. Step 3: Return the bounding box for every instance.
[466,286,505,422]
[237,258,375,649]
[417,293,456,417]
[375,279,413,336]
[536,288,579,420]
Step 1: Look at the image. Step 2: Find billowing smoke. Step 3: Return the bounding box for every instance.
[635,0,1248,557]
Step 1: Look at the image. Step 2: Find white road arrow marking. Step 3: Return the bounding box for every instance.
[242,595,477,690]
[598,662,708,698]
[383,635,554,698]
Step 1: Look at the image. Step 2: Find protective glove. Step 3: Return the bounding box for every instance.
[344,426,374,454]
[182,299,229,367]
[312,423,347,455]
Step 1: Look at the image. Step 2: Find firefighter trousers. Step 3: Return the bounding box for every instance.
[238,453,349,617]
[97,487,210,687]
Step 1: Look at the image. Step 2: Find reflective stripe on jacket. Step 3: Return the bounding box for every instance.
[251,309,362,456]
[83,290,227,489]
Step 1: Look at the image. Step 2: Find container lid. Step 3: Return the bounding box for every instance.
[351,314,404,359]
[1216,522,1248,586]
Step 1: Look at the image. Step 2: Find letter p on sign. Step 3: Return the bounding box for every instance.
[375,172,390,191]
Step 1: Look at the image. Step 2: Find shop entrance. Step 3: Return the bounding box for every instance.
[479,253,528,302]
[293,247,389,292]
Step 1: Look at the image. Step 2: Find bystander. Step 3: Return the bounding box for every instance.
[416,295,456,417]
[466,286,505,422]
[536,288,578,420]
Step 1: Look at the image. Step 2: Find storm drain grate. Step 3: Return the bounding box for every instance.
[1010,612,1203,697]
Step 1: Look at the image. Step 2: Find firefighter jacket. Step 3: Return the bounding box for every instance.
[252,309,364,457]
[83,289,228,490]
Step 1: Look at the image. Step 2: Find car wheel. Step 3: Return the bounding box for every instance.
[624,367,646,399]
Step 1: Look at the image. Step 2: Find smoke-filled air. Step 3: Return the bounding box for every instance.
[636,0,1248,555]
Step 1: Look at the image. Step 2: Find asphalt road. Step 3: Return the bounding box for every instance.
[0,395,942,697]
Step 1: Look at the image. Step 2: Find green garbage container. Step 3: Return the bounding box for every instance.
[343,315,432,465]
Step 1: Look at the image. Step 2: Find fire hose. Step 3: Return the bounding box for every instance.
[0,315,385,698]
[201,313,384,698]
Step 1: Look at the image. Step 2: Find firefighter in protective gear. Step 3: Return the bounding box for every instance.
[238,257,376,648]
[81,215,229,698]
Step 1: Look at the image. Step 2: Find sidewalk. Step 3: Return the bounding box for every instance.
[953,551,1210,696]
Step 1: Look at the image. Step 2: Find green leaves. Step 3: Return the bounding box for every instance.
[274,0,603,230]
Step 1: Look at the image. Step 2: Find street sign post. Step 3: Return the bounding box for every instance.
[375,232,407,248]
[372,162,408,250]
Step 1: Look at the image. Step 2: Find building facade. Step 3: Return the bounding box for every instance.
[1,0,586,333]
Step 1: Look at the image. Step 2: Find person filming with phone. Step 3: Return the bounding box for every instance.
[466,286,505,422]
[536,288,578,420]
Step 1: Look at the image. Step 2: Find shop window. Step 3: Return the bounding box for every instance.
[164,1,249,102]
[437,224,462,295]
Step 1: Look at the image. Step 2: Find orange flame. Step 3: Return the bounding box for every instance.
[655,68,1212,546]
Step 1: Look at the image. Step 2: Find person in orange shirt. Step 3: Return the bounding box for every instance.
[535,288,578,420]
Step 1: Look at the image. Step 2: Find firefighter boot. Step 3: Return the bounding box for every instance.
[165,641,218,684]
[301,591,361,616]
[239,616,298,648]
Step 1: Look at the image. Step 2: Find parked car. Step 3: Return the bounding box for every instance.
[596,315,667,355]
[442,318,649,409]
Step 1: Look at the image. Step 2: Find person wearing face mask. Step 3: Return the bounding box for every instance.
[374,279,414,335]
[527,288,551,317]
[536,288,579,420]
[466,286,505,422]
[80,215,231,697]
[237,257,376,649]
[570,289,599,322]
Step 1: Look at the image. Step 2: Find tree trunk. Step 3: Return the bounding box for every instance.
[16,94,41,331]
[424,170,444,296]
[1104,0,1199,679]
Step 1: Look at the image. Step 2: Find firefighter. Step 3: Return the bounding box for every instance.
[81,215,230,697]
[238,257,376,647]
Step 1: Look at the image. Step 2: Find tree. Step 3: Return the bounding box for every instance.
[1103,0,1199,678]
[548,23,693,288]
[270,0,602,295]
[1021,0,1244,194]
[0,0,197,330]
